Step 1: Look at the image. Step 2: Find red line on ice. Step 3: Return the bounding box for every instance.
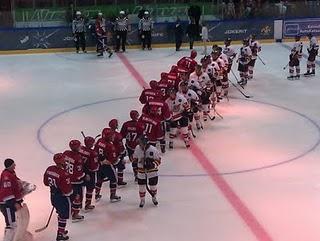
[117,52,273,241]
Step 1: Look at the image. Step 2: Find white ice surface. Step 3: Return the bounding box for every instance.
[0,43,320,241]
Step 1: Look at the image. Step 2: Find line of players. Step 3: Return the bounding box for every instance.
[42,37,261,241]
[288,33,319,80]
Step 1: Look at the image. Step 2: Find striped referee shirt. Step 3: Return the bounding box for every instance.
[139,18,153,31]
[115,17,128,31]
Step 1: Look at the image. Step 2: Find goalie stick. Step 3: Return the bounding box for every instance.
[34,207,54,233]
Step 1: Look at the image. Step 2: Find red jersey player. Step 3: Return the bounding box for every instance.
[43,154,72,241]
[158,72,174,100]
[0,159,23,241]
[177,50,198,73]
[94,128,121,202]
[142,98,171,153]
[120,110,144,181]
[139,80,161,104]
[95,13,113,57]
[78,136,99,211]
[108,119,127,186]
[138,106,164,150]
[63,140,85,222]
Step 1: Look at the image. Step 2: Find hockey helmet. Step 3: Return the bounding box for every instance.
[102,128,114,141]
[149,80,158,89]
[168,87,177,98]
[108,119,119,130]
[171,65,178,72]
[224,37,232,45]
[160,72,168,79]
[295,35,301,41]
[53,153,65,165]
[84,136,95,148]
[130,110,140,121]
[144,11,149,15]
[242,38,249,46]
[119,10,125,15]
[190,50,197,59]
[76,11,81,15]
[4,159,15,169]
[69,140,81,151]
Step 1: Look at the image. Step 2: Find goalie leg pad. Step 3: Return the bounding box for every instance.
[13,204,31,241]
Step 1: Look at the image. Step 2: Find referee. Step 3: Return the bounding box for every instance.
[138,11,153,50]
[72,11,86,53]
[115,11,128,52]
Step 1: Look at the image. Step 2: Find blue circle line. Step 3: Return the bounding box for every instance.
[36,96,320,176]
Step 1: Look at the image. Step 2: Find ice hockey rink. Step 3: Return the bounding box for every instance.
[1,42,320,241]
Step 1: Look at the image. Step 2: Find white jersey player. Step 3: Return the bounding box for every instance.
[179,81,202,130]
[166,89,190,148]
[248,34,261,79]
[288,35,303,79]
[304,33,319,76]
[223,38,237,72]
[133,136,161,208]
[189,65,211,89]
[237,38,252,85]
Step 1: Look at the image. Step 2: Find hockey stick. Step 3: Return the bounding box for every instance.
[35,207,54,233]
[228,79,252,98]
[188,124,197,138]
[208,114,216,121]
[81,131,101,140]
[257,55,266,65]
[214,108,224,119]
[283,62,289,70]
[230,69,245,89]
[143,147,154,197]
[99,38,113,58]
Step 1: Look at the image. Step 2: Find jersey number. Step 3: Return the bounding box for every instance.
[65,162,74,175]
[48,177,57,188]
[126,132,137,142]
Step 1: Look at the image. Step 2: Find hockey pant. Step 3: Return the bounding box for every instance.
[238,63,249,84]
[138,175,158,201]
[95,164,118,198]
[289,59,300,77]
[74,32,86,51]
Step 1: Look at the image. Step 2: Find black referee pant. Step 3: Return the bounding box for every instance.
[74,32,86,52]
[116,30,127,52]
[141,30,152,49]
